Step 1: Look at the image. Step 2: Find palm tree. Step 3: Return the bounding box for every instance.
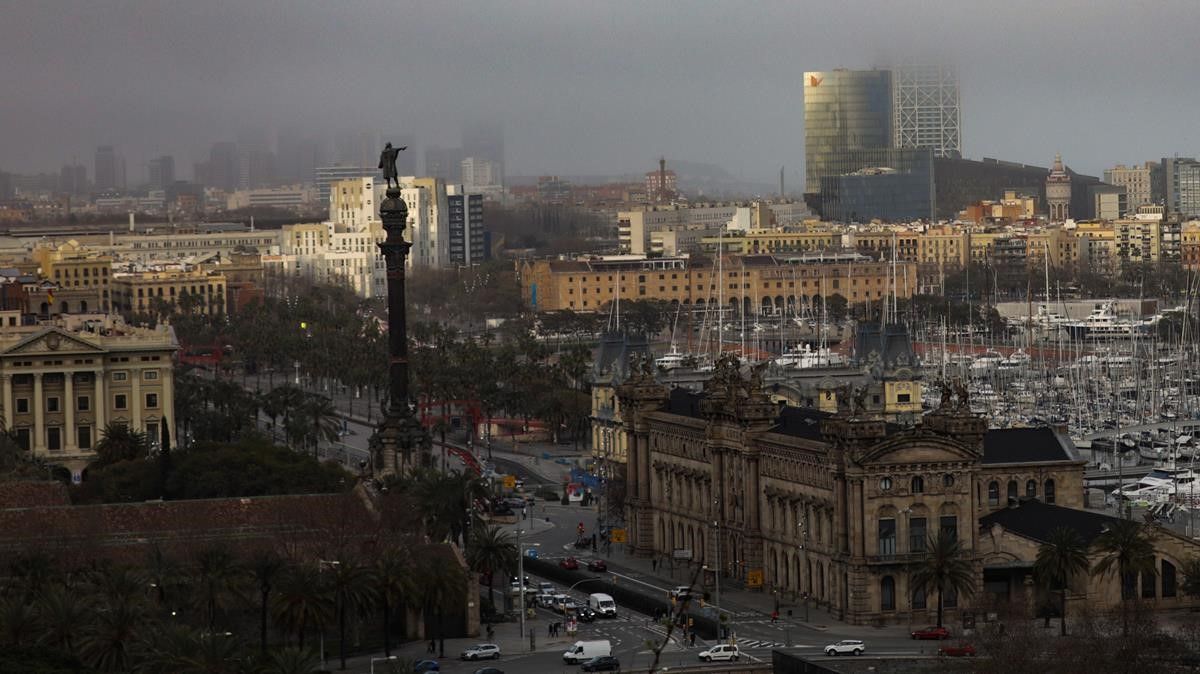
[467,525,517,608]
[1034,527,1090,636]
[376,548,416,657]
[272,565,333,651]
[329,560,379,671]
[136,623,243,674]
[145,544,180,610]
[1091,518,1157,633]
[910,534,976,628]
[94,422,150,467]
[417,554,466,659]
[0,595,38,647]
[265,646,322,674]
[301,394,341,458]
[248,551,287,654]
[191,546,243,634]
[77,597,143,672]
[36,584,90,657]
[9,550,56,600]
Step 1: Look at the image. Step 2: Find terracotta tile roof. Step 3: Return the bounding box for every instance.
[0,490,380,562]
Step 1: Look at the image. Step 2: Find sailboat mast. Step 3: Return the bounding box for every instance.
[718,229,724,358]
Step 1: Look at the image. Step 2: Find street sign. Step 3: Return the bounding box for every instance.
[609,528,627,543]
[503,475,516,489]
[746,569,764,588]
[672,548,693,560]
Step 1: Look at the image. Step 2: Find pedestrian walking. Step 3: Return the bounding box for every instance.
[428,639,436,653]
[771,609,779,623]
[522,506,528,520]
[690,632,697,647]
[652,559,658,572]
[548,622,553,637]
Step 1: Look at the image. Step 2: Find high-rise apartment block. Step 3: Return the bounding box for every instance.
[1163,157,1200,218]
[59,165,87,196]
[147,156,175,190]
[424,146,466,183]
[892,64,961,158]
[462,121,504,184]
[313,166,382,206]
[206,142,239,191]
[461,157,502,190]
[1104,164,1152,214]
[93,146,126,192]
[446,185,486,266]
[400,177,488,271]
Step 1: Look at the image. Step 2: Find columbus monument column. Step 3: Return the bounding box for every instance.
[370,146,431,477]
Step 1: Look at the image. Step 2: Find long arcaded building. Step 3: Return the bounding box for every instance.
[520,253,917,314]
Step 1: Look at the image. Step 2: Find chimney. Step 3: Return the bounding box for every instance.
[128,212,135,232]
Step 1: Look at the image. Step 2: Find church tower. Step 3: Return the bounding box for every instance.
[1046,153,1071,222]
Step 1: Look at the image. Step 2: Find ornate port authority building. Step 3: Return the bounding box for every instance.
[617,348,1200,624]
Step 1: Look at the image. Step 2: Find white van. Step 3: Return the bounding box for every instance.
[588,592,617,617]
[562,639,612,664]
[551,593,570,613]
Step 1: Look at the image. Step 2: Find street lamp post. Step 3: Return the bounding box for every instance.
[799,515,810,623]
[516,530,540,650]
[317,559,340,669]
[370,656,397,674]
[712,518,722,636]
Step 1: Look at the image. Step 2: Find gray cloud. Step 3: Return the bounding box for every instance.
[2,0,1198,182]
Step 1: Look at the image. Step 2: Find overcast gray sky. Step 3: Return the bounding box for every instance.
[3,0,1198,183]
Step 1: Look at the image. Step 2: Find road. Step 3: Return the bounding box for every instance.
[241,384,949,669]
[484,465,938,670]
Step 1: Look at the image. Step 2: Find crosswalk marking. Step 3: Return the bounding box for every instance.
[736,639,786,649]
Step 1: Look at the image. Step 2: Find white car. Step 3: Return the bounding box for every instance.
[698,644,740,662]
[670,585,693,600]
[824,639,865,656]
[460,643,501,661]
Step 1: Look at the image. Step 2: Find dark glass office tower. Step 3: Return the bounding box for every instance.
[804,70,893,195]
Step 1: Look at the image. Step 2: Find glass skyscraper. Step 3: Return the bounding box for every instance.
[803,70,893,195]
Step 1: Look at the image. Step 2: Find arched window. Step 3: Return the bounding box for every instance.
[1142,570,1157,599]
[881,576,896,611]
[912,584,927,609]
[943,473,955,488]
[880,476,893,491]
[1026,480,1037,498]
[1163,560,1177,598]
[987,481,1000,506]
[1044,479,1056,504]
[1007,480,1018,502]
[911,476,925,494]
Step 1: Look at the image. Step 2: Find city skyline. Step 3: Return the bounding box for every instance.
[3,1,1200,183]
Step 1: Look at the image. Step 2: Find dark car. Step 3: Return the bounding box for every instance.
[581,655,621,671]
[576,606,597,622]
[560,557,580,570]
[413,660,440,672]
[587,559,608,572]
[911,625,951,640]
[938,643,977,657]
[472,669,504,674]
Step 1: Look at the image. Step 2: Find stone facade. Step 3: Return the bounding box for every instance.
[618,356,1094,626]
